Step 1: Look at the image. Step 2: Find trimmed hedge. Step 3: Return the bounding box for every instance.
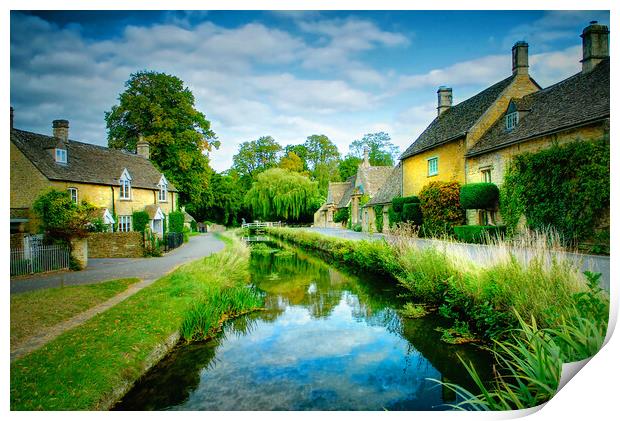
[392,196,420,212]
[460,183,499,210]
[419,181,465,237]
[402,203,423,225]
[132,211,150,233]
[334,207,349,223]
[374,205,384,233]
[454,225,506,243]
[388,206,401,228]
[168,211,185,233]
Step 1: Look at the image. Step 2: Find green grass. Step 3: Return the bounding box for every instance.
[11,278,140,349]
[10,233,260,410]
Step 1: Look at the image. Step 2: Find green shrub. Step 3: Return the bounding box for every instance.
[419,181,465,237]
[182,226,190,243]
[453,225,506,243]
[373,205,384,233]
[388,206,401,228]
[402,203,423,225]
[334,207,349,223]
[168,211,185,233]
[460,183,499,210]
[352,223,362,232]
[500,137,610,245]
[132,211,150,233]
[392,195,420,212]
[190,220,198,232]
[32,189,95,241]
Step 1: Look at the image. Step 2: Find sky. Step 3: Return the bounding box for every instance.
[10,9,610,172]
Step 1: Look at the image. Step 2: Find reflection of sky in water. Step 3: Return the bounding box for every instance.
[117,248,492,411]
[171,294,442,410]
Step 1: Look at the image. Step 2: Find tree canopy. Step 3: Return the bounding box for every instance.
[232,136,282,188]
[338,155,362,180]
[303,135,340,171]
[279,151,305,173]
[349,132,400,166]
[105,70,217,207]
[244,168,322,222]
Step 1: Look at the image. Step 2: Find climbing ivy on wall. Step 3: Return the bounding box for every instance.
[373,205,384,233]
[500,137,610,245]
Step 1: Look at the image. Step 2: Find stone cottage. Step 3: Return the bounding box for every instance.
[10,114,178,237]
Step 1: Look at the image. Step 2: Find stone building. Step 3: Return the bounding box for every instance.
[10,114,178,236]
[399,21,609,226]
[363,163,402,233]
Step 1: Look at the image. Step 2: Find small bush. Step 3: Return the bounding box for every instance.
[419,181,465,237]
[460,183,499,210]
[392,195,420,212]
[373,205,384,233]
[334,207,349,223]
[132,211,150,233]
[402,203,423,225]
[168,211,185,233]
[388,206,401,228]
[182,226,190,243]
[453,225,506,243]
[352,223,362,232]
[190,220,198,232]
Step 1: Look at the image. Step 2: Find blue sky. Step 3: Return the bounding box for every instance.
[10,10,610,171]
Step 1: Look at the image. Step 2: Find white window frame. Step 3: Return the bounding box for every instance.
[55,148,67,164]
[67,187,78,204]
[481,169,492,183]
[119,168,132,200]
[158,175,168,202]
[427,156,438,176]
[118,215,132,232]
[505,112,519,131]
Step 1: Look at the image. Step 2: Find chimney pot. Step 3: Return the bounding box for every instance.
[136,134,150,160]
[512,41,529,76]
[581,21,609,73]
[437,86,452,116]
[52,119,69,142]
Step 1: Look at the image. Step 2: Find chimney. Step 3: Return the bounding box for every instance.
[581,21,609,73]
[52,120,69,142]
[362,146,370,167]
[437,86,452,116]
[512,41,529,76]
[136,134,150,159]
[10,107,14,130]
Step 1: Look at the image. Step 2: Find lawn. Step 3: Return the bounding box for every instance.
[11,278,140,349]
[10,234,258,410]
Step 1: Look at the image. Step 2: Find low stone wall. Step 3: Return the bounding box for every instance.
[87,232,144,258]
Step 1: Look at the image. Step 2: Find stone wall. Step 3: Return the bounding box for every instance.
[87,232,144,258]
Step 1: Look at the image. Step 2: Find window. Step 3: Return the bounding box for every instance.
[67,188,78,204]
[55,148,67,164]
[481,169,492,183]
[118,215,132,232]
[427,157,438,176]
[119,169,132,200]
[158,175,168,202]
[505,112,519,131]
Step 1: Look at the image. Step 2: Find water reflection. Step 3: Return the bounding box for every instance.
[115,240,493,411]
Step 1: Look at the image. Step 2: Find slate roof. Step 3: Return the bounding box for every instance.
[356,165,394,198]
[367,163,402,206]
[467,59,610,157]
[325,181,351,206]
[11,128,177,191]
[401,75,529,159]
[336,176,356,209]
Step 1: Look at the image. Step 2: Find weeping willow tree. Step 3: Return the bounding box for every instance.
[244,168,323,222]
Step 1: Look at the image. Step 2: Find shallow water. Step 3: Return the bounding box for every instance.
[115,241,493,411]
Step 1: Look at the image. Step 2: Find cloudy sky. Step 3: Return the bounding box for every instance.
[10,10,609,171]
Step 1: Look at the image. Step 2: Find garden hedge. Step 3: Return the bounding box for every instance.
[334,207,349,223]
[374,205,384,232]
[402,203,423,225]
[453,225,506,243]
[392,196,420,212]
[132,211,150,233]
[388,206,401,228]
[419,181,465,237]
[168,211,185,233]
[460,183,499,210]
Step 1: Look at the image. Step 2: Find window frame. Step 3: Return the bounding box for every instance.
[67,187,78,204]
[55,148,67,164]
[427,156,439,177]
[119,169,132,201]
[505,111,519,131]
[158,175,168,202]
[118,215,132,232]
[481,169,492,183]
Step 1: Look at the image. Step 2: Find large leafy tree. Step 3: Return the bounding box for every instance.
[302,135,342,194]
[187,171,245,226]
[284,144,310,171]
[105,71,217,207]
[244,168,322,222]
[232,136,282,188]
[279,151,305,173]
[349,132,399,166]
[338,155,362,180]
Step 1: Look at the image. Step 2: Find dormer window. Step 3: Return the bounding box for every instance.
[119,168,132,200]
[55,148,67,164]
[158,175,168,202]
[505,112,519,131]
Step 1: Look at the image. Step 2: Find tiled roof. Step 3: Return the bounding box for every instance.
[336,176,356,209]
[325,182,351,205]
[367,163,402,206]
[357,165,394,198]
[11,128,177,191]
[400,75,523,159]
[467,59,610,157]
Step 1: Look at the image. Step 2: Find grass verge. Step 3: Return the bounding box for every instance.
[10,232,262,410]
[11,278,140,349]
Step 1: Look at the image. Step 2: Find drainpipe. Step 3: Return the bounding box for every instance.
[110,186,116,231]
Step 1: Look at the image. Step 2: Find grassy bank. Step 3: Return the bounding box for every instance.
[11,278,140,349]
[10,233,262,410]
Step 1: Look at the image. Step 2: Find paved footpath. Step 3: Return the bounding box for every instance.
[10,233,225,361]
[10,233,225,294]
[303,227,610,292]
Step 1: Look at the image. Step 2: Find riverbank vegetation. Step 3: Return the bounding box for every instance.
[10,233,261,410]
[265,227,609,408]
[11,278,140,350]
